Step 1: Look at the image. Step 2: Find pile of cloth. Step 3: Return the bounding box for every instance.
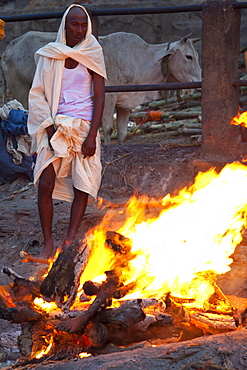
[0,100,34,184]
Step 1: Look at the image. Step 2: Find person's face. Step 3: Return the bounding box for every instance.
[65,8,88,47]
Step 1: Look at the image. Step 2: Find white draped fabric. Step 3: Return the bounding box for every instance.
[27,4,106,202]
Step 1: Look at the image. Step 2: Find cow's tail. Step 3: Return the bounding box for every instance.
[0,56,7,105]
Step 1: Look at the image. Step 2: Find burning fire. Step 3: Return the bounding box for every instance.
[231,110,247,128]
[23,109,247,359]
[76,161,247,309]
[35,333,54,359]
[33,297,59,314]
[27,160,247,360]
[78,352,91,358]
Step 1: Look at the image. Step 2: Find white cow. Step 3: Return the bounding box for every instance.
[1,31,201,144]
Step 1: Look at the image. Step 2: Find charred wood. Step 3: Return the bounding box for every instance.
[83,281,101,296]
[0,306,42,323]
[105,231,132,255]
[40,231,135,312]
[10,277,41,303]
[18,319,90,360]
[56,270,120,335]
[20,251,49,265]
[96,300,145,328]
[189,311,238,335]
[2,266,41,303]
[82,280,137,299]
[112,281,137,299]
[2,266,24,280]
[88,319,182,348]
[40,239,90,310]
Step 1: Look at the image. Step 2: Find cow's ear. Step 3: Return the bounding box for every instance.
[156,45,174,61]
[157,52,172,61]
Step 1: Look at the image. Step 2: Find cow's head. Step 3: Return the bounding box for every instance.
[157,34,202,83]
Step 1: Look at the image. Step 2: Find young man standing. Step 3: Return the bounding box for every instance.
[28,4,106,258]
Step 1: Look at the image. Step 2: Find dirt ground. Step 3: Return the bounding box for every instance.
[0,133,240,369]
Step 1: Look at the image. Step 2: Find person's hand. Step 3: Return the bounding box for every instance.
[82,135,96,158]
[46,126,56,150]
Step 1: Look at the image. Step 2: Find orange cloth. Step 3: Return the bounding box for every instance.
[147,111,163,121]
[0,19,5,40]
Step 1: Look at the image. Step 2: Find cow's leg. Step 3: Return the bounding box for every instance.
[102,94,117,145]
[116,108,130,144]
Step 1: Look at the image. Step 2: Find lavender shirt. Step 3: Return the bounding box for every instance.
[57,63,93,121]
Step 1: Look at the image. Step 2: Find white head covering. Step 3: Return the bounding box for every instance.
[35,4,107,79]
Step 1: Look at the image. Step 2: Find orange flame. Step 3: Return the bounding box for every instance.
[78,162,247,309]
[42,248,61,279]
[33,297,60,313]
[0,286,15,307]
[35,333,54,359]
[78,352,91,358]
[231,110,247,128]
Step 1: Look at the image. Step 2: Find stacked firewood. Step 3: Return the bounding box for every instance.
[128,91,202,140]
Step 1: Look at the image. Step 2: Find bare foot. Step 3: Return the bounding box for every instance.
[60,240,72,252]
[39,245,55,259]
[56,312,90,334]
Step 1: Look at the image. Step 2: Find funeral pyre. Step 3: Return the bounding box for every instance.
[2,161,247,364]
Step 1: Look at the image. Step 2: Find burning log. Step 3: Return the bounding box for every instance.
[40,239,90,310]
[0,285,16,307]
[88,309,180,348]
[189,311,238,335]
[40,231,134,312]
[86,299,178,348]
[0,306,42,323]
[104,231,132,256]
[96,300,145,327]
[20,251,49,265]
[83,280,137,299]
[2,266,24,280]
[83,281,101,296]
[18,319,91,360]
[56,270,120,334]
[2,266,41,303]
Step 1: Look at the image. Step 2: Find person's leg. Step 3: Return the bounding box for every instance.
[38,163,56,258]
[62,187,88,250]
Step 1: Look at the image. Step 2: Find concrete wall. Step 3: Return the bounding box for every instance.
[2,1,247,64]
[0,0,204,56]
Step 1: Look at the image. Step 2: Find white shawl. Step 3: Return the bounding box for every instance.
[28,4,107,149]
[27,4,106,201]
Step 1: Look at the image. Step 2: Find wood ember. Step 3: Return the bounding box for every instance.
[163,292,240,337]
[96,300,145,327]
[40,239,90,310]
[10,276,41,302]
[20,251,49,265]
[0,285,16,307]
[105,231,132,255]
[2,265,41,303]
[0,306,42,323]
[18,319,90,360]
[58,270,121,335]
[189,311,238,334]
[131,314,156,331]
[88,317,182,348]
[83,280,137,299]
[83,281,101,296]
[40,231,134,312]
[87,300,176,347]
